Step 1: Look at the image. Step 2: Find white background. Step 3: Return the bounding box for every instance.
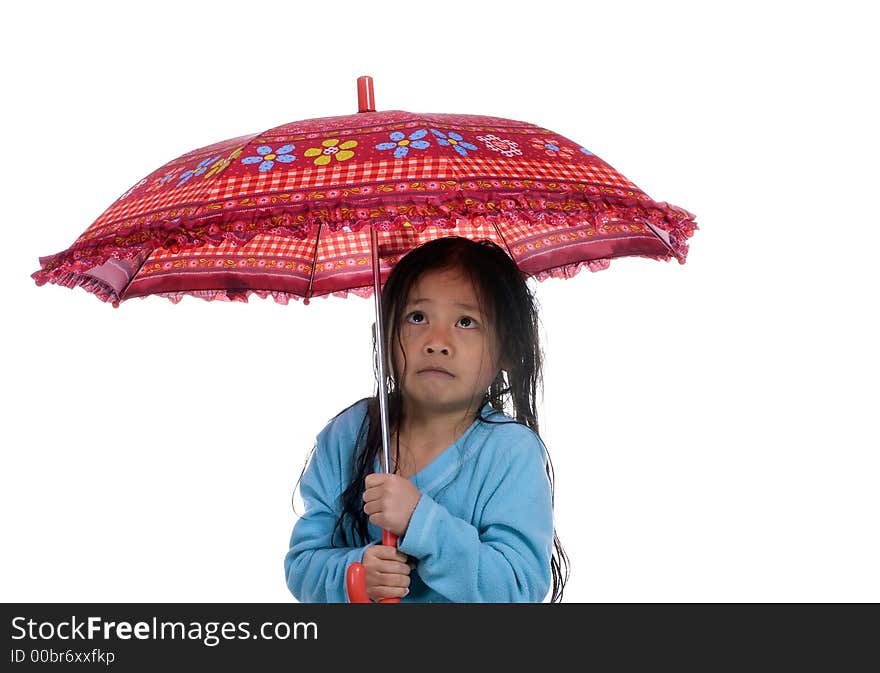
[1,0,877,603]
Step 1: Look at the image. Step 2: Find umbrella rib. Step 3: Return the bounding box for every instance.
[489,217,517,264]
[641,220,677,257]
[305,222,323,302]
[449,153,516,264]
[112,247,152,304]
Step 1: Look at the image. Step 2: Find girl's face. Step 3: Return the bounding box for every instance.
[392,267,504,417]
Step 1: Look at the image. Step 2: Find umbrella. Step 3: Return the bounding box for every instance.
[32,76,698,602]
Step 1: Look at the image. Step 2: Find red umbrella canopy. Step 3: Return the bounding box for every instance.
[33,108,697,307]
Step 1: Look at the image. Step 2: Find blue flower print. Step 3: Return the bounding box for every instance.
[580,146,594,156]
[241,144,296,173]
[177,155,220,187]
[430,129,478,157]
[376,130,430,158]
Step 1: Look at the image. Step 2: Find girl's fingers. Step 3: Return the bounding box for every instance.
[376,561,411,575]
[366,569,410,601]
[375,571,410,588]
[370,574,410,598]
[367,545,408,563]
[371,586,409,601]
[364,549,410,575]
[362,499,389,516]
[369,556,410,574]
[363,503,385,520]
[383,551,409,564]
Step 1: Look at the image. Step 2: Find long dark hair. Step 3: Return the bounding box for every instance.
[305,236,569,602]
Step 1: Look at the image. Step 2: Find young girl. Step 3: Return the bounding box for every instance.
[285,236,568,602]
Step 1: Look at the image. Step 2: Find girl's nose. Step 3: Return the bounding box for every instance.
[424,327,451,355]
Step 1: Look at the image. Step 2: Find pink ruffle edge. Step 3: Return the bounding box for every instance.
[149,260,616,307]
[33,191,697,306]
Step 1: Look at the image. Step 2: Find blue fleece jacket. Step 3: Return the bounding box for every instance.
[284,398,553,603]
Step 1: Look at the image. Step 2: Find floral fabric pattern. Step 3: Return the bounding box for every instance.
[477,134,522,157]
[241,145,296,173]
[530,137,574,159]
[177,155,221,186]
[304,138,358,166]
[205,148,244,179]
[431,129,478,157]
[376,130,430,158]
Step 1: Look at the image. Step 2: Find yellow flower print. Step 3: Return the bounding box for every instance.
[304,138,358,166]
[205,148,244,179]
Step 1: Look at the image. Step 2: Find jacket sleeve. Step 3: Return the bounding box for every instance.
[397,431,553,602]
[284,419,368,603]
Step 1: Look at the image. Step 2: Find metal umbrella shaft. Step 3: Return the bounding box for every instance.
[370,225,393,476]
[343,76,401,603]
[359,73,393,478]
[342,226,400,604]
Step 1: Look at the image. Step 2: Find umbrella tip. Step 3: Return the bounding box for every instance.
[357,76,375,113]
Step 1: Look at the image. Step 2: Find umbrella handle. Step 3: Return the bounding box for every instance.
[346,529,400,604]
[346,226,400,603]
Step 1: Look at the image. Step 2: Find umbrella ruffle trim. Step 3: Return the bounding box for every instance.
[152,286,377,306]
[33,255,632,307]
[33,270,121,305]
[150,259,613,306]
[32,191,697,305]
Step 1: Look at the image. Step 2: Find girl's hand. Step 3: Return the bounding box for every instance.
[362,544,412,602]
[363,473,421,537]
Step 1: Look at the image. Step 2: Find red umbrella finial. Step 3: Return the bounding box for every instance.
[357,75,375,113]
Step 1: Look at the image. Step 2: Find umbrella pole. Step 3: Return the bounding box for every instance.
[345,79,401,604]
[366,226,403,604]
[370,226,393,476]
[360,74,391,474]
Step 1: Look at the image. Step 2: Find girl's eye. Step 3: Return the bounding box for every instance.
[404,312,478,329]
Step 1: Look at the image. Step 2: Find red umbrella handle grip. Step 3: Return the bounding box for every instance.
[345,530,400,604]
[345,562,370,603]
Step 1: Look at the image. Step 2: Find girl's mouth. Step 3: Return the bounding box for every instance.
[418,368,454,378]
